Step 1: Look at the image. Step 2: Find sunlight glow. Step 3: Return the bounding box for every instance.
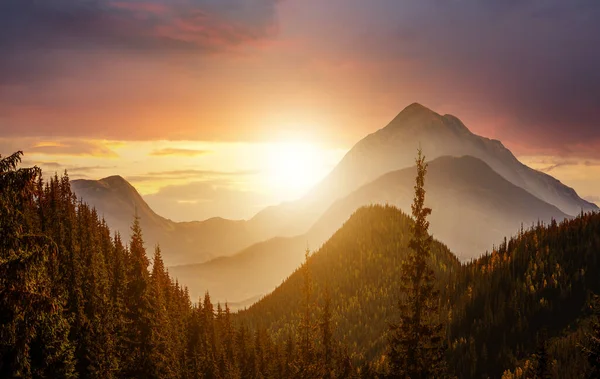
[264,142,334,200]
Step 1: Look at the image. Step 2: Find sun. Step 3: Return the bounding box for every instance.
[264,141,332,200]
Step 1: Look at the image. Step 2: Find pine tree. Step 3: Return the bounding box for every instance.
[222,302,238,377]
[111,232,129,375]
[388,148,448,378]
[201,292,219,379]
[149,245,176,378]
[123,215,154,377]
[284,333,296,378]
[320,284,334,378]
[298,248,317,376]
[0,152,75,377]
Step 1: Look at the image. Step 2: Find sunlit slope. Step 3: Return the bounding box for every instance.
[170,155,568,304]
[237,205,460,358]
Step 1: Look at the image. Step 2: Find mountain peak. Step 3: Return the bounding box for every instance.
[384,102,442,130]
[99,175,129,185]
[403,102,436,114]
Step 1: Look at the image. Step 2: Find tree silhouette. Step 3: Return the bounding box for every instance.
[388,148,448,378]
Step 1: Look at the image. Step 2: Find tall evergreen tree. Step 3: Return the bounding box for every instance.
[0,152,75,377]
[320,284,334,378]
[388,148,448,378]
[298,248,317,376]
[149,245,176,378]
[123,215,153,377]
[111,232,129,376]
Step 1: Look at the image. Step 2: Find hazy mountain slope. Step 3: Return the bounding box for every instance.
[310,155,569,260]
[252,103,596,238]
[72,104,595,269]
[169,155,568,304]
[71,176,273,266]
[169,235,307,305]
[316,103,596,216]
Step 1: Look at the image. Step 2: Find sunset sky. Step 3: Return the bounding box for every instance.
[1,0,599,221]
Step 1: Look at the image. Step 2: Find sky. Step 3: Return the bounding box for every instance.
[1,0,599,220]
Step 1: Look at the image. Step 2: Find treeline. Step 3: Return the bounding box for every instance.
[0,152,355,378]
[448,209,600,378]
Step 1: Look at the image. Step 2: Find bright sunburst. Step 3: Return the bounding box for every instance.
[264,142,335,200]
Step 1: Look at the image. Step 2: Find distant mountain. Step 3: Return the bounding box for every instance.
[311,155,569,260]
[73,103,596,269]
[318,103,597,215]
[253,103,596,238]
[169,155,568,303]
[169,235,307,305]
[71,176,275,266]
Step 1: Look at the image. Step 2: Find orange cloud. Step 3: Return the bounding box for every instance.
[29,140,118,158]
[150,148,212,157]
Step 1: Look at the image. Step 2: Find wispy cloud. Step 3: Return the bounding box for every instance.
[127,169,258,182]
[144,180,268,220]
[150,148,212,157]
[535,159,580,173]
[28,140,118,158]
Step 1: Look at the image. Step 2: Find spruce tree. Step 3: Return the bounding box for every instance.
[388,148,448,378]
[298,248,317,376]
[123,215,153,377]
[150,245,176,378]
[111,233,129,376]
[320,285,334,378]
[0,152,75,377]
[201,292,218,379]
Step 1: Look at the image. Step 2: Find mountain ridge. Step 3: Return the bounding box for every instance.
[312,102,596,216]
[71,176,272,266]
[71,103,596,267]
[169,155,569,303]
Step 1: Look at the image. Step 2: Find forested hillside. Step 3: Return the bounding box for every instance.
[240,206,600,378]
[0,152,357,378]
[3,151,600,378]
[237,205,460,360]
[450,210,600,378]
